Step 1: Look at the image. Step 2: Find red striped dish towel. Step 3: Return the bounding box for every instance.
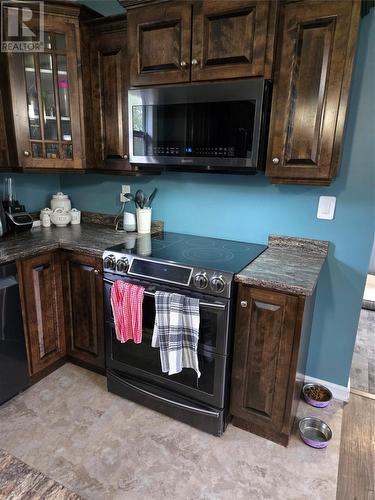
[110,281,145,344]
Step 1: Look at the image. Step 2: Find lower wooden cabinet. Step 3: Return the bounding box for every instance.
[18,250,105,378]
[230,285,313,446]
[17,252,66,376]
[61,252,105,370]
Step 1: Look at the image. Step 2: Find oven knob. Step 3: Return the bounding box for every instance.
[210,276,226,293]
[103,254,116,271]
[194,272,208,290]
[116,257,129,273]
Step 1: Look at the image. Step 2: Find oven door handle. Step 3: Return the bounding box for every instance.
[103,278,226,310]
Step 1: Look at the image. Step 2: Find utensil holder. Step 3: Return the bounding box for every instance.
[136,208,152,234]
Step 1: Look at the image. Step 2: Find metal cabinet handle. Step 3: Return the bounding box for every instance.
[240,300,248,308]
[23,150,30,157]
[123,154,128,160]
[191,58,199,66]
[94,269,100,275]
[272,157,280,164]
[180,60,188,68]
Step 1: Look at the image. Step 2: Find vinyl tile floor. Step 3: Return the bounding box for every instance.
[350,308,375,395]
[0,364,343,500]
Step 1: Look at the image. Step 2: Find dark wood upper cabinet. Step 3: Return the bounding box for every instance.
[191,0,276,81]
[17,252,66,376]
[62,252,105,370]
[2,2,97,170]
[84,15,130,169]
[230,284,315,446]
[0,88,8,168]
[266,0,361,185]
[128,1,193,86]
[128,0,276,86]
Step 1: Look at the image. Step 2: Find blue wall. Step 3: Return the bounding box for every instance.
[0,173,60,212]
[60,7,375,387]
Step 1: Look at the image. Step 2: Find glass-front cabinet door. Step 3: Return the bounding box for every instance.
[8,23,84,169]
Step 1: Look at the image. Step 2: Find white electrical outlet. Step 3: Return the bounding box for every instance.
[120,185,131,203]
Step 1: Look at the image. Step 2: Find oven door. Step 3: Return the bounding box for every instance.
[104,276,233,409]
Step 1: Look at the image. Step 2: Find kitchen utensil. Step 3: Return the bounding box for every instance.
[50,208,72,227]
[69,208,81,225]
[298,417,332,449]
[123,212,136,232]
[145,188,157,208]
[135,190,145,209]
[302,383,332,408]
[50,192,71,211]
[136,207,152,234]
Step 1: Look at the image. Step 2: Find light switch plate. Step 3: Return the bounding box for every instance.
[317,196,336,220]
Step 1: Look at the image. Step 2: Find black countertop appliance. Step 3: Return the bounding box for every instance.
[2,177,33,233]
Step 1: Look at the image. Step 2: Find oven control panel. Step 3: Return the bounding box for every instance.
[102,251,234,298]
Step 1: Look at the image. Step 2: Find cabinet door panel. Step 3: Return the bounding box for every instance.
[62,253,104,369]
[89,22,129,168]
[128,2,192,86]
[19,253,66,375]
[191,0,272,81]
[6,15,84,169]
[231,287,298,433]
[0,89,8,168]
[266,0,360,184]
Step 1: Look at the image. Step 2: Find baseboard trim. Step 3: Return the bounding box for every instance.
[304,375,350,402]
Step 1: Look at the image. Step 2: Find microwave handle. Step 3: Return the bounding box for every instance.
[103,278,226,310]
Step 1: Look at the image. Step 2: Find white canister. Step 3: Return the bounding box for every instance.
[51,192,71,211]
[41,212,51,227]
[70,208,81,225]
[136,208,152,234]
[40,207,53,221]
[123,212,136,232]
[50,208,72,227]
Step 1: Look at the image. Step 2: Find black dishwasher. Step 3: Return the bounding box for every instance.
[0,262,30,405]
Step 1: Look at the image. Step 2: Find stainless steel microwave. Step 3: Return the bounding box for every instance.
[128,79,271,173]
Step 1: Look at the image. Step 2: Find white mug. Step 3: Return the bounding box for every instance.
[70,208,81,225]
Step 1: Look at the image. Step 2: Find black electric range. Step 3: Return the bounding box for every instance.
[103,232,266,436]
[103,231,266,299]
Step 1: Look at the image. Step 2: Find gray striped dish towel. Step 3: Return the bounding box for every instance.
[152,291,201,378]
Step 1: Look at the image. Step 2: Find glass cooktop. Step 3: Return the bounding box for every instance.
[107,232,266,274]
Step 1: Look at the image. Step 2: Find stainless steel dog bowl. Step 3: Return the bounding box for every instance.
[299,417,332,448]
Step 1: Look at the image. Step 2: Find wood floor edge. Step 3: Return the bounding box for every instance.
[350,388,375,400]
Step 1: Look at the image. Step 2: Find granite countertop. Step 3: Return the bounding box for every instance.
[0,223,157,264]
[235,235,329,296]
